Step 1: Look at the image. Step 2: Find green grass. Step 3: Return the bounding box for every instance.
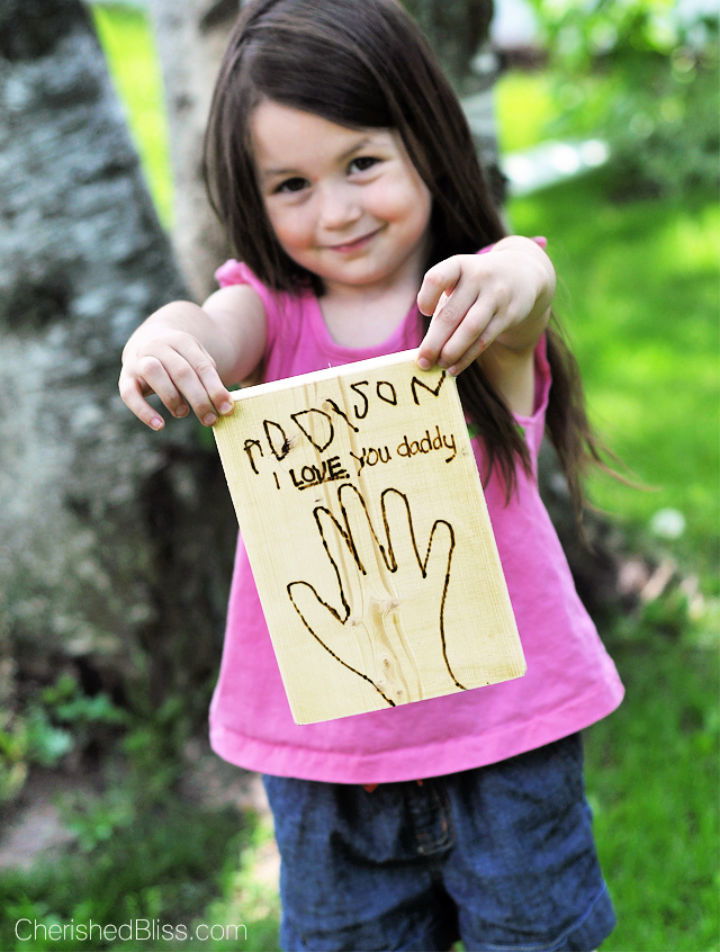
[510,172,720,586]
[586,636,720,952]
[0,764,280,952]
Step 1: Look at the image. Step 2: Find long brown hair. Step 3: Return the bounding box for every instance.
[203,0,607,517]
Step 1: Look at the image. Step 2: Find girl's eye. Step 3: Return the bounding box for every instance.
[275,177,308,194]
[348,156,379,174]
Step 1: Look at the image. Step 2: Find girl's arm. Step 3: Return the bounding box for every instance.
[119,284,266,430]
[415,236,555,414]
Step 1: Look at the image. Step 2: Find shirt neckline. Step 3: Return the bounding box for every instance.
[306,291,421,362]
[303,290,549,425]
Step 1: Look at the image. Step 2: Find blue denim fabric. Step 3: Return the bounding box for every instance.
[262,733,616,952]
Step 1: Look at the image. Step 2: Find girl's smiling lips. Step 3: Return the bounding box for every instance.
[325,227,383,253]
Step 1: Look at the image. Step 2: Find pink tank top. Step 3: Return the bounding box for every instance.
[208,259,624,783]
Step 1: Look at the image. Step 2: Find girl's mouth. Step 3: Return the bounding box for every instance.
[327,228,382,254]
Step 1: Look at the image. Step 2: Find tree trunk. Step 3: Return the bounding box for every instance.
[0,0,236,772]
[147,0,241,302]
[405,0,507,205]
[405,0,493,94]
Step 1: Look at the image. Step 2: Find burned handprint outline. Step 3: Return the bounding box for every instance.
[286,482,467,708]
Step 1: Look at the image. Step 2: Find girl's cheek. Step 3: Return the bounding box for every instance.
[368,179,404,219]
[268,209,306,251]
[378,174,431,227]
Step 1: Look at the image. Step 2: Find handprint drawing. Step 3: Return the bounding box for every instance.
[286,482,467,708]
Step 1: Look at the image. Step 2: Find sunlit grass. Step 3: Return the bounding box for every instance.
[587,636,720,952]
[510,171,720,584]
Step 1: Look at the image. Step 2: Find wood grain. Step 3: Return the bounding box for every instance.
[213,349,525,724]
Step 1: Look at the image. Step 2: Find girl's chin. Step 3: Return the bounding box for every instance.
[319,268,391,292]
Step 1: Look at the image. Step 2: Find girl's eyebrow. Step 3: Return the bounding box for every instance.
[260,135,378,180]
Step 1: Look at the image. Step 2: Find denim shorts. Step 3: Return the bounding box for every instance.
[261,733,616,951]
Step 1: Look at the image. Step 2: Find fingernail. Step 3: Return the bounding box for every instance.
[203,413,217,426]
[176,405,189,417]
[417,357,431,370]
[150,416,163,430]
[219,401,233,414]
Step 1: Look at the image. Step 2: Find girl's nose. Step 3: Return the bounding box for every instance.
[318,183,362,230]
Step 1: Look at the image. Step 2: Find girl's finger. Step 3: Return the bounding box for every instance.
[448,340,486,377]
[445,336,489,377]
[417,279,485,370]
[118,371,165,431]
[136,354,189,418]
[156,348,226,425]
[435,300,494,372]
[416,257,463,317]
[446,309,511,376]
[171,339,234,416]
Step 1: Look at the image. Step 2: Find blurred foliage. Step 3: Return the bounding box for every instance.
[0,673,129,806]
[526,0,720,197]
[1,793,254,952]
[1,703,279,951]
[0,684,280,951]
[495,71,557,152]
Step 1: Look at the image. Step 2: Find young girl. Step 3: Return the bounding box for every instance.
[119,1,624,948]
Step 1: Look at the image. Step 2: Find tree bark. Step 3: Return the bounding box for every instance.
[405,0,507,205]
[147,0,241,302]
[405,0,493,94]
[0,0,236,759]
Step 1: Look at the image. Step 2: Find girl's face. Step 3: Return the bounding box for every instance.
[251,100,433,297]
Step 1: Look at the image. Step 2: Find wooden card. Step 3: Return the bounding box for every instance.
[212,349,525,724]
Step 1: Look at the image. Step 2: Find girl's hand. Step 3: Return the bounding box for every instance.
[415,237,555,376]
[119,329,235,431]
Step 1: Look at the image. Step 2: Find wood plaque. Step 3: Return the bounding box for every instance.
[213,349,525,724]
